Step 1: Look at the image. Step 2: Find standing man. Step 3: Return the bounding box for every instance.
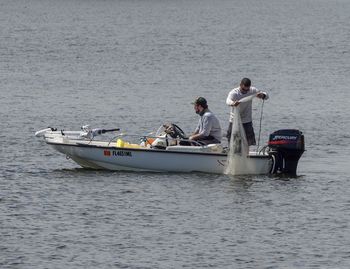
[189,97,222,145]
[226,78,269,146]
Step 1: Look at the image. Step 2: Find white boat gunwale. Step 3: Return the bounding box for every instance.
[45,141,270,159]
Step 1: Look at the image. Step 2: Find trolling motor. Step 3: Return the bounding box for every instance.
[80,126,120,139]
[35,126,120,139]
[268,129,305,175]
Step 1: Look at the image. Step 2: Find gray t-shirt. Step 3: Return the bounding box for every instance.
[195,109,222,142]
[226,87,269,123]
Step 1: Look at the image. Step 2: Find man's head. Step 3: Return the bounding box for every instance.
[240,78,251,93]
[192,97,208,114]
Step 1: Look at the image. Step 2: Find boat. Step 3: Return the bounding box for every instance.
[35,124,305,175]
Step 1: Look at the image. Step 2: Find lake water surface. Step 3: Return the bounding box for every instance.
[1,0,350,268]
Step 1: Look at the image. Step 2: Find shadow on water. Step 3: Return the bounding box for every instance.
[38,167,225,178]
[33,166,307,182]
[267,173,306,181]
[224,172,306,192]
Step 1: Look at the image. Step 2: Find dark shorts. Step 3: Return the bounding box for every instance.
[179,135,220,146]
[226,121,256,146]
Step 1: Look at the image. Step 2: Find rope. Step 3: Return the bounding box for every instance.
[256,99,265,153]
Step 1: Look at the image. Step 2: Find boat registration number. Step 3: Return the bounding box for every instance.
[104,150,132,157]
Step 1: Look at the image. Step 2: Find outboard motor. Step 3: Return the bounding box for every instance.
[268,129,305,175]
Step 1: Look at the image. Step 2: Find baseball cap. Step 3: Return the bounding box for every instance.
[191,97,207,106]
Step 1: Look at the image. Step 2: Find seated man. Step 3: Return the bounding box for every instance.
[189,97,222,145]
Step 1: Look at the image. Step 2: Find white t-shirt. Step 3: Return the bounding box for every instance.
[226,87,269,123]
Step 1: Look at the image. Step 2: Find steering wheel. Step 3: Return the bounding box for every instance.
[171,123,187,139]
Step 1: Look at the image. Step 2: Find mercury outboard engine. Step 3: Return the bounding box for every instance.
[268,129,305,175]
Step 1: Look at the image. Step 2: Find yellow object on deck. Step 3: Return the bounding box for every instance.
[116,139,143,149]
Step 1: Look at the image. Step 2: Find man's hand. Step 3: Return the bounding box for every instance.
[189,135,195,141]
[256,92,266,99]
[189,134,201,141]
[231,101,240,107]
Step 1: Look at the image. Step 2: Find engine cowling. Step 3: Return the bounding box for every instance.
[268,129,305,175]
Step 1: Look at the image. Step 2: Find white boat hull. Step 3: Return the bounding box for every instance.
[49,142,271,175]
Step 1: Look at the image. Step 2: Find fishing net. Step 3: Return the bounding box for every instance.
[225,94,257,175]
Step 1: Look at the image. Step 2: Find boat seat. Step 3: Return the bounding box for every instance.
[165,144,223,153]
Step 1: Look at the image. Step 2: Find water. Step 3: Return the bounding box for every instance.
[1,0,350,267]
